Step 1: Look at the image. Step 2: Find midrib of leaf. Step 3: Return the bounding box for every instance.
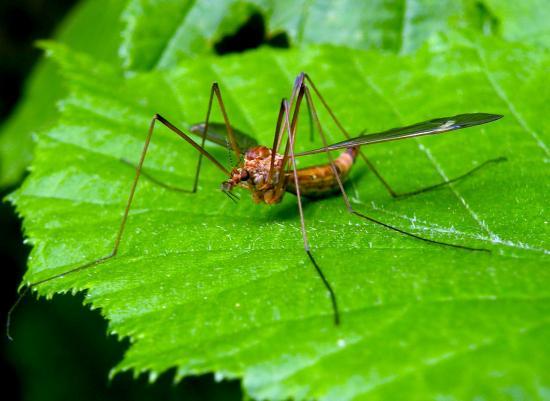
[398,0,413,54]
[345,55,499,242]
[294,0,311,44]
[152,0,197,70]
[348,47,546,253]
[474,42,550,158]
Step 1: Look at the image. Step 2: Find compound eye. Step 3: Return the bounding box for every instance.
[240,170,250,181]
[221,181,232,191]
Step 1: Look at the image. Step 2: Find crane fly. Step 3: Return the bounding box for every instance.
[7,73,504,338]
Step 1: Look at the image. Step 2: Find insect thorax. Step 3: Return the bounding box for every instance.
[222,146,286,205]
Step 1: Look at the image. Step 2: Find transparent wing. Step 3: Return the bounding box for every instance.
[190,122,258,153]
[295,113,503,156]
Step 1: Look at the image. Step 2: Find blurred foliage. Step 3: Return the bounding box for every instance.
[0,0,125,187]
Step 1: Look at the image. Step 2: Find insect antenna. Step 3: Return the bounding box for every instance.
[223,189,240,203]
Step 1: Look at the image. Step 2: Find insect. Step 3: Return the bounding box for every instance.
[7,73,504,338]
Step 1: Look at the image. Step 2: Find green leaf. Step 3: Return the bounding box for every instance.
[12,35,549,400]
[0,0,126,187]
[121,0,550,70]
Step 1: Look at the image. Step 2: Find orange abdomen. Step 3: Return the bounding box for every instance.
[286,147,358,197]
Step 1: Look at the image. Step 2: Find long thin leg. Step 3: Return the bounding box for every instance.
[267,99,287,183]
[6,114,229,340]
[302,85,490,253]
[391,157,507,199]
[282,96,341,325]
[120,158,192,193]
[192,82,242,192]
[302,74,398,196]
[275,82,308,195]
[305,90,315,142]
[267,83,317,183]
[123,81,258,195]
[274,73,305,153]
[302,74,503,199]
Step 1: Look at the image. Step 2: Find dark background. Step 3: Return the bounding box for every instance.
[0,1,287,400]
